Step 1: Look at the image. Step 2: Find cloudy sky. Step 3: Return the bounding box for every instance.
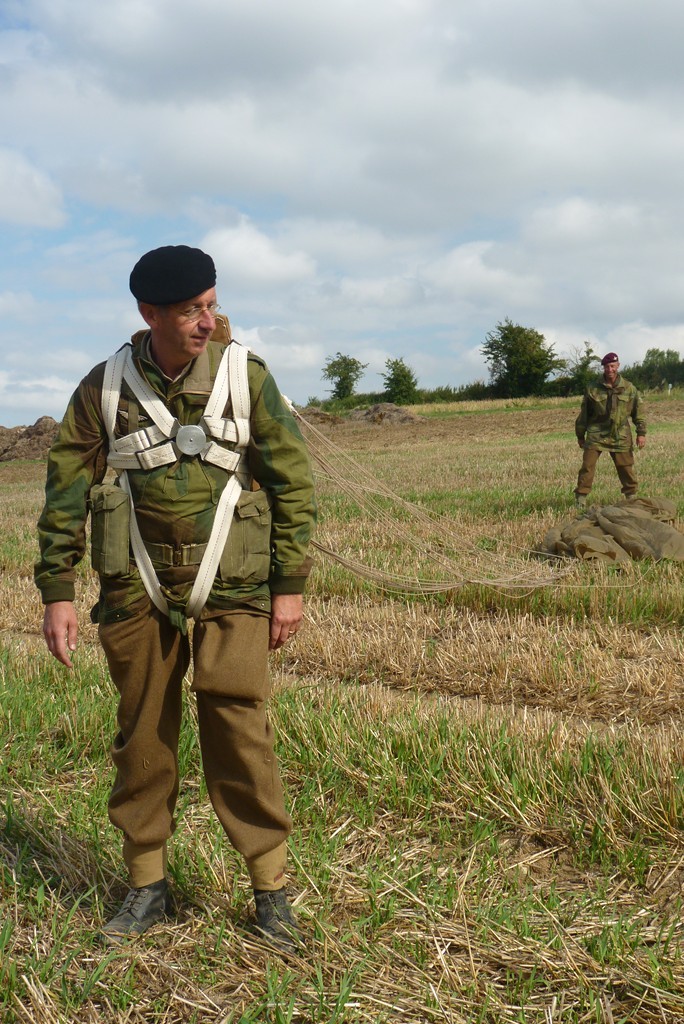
[2,0,684,427]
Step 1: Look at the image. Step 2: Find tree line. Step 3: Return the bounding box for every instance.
[312,320,684,408]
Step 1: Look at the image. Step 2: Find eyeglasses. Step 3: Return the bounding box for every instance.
[177,302,221,323]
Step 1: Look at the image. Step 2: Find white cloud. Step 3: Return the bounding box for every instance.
[0,28,47,66]
[526,199,646,246]
[17,0,417,98]
[338,275,425,309]
[0,372,75,417]
[422,242,541,309]
[4,341,97,377]
[232,324,328,403]
[0,291,35,316]
[236,325,324,372]
[437,0,684,97]
[41,232,138,293]
[0,148,65,227]
[3,1,684,424]
[5,4,684,235]
[203,221,317,290]
[277,219,421,274]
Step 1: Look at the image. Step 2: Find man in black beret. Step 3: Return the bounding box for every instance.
[36,245,317,955]
[128,245,220,378]
[129,244,217,305]
[574,352,646,508]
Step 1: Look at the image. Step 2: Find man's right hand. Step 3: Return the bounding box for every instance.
[43,601,79,669]
[577,438,585,448]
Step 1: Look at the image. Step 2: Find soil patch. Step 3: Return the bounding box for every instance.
[0,417,58,462]
[346,402,426,425]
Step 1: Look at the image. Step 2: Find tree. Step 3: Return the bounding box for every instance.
[482,319,565,398]
[321,353,368,399]
[620,348,684,391]
[546,341,599,397]
[381,357,419,405]
[565,341,600,393]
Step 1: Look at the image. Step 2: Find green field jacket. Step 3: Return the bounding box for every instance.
[35,331,316,624]
[575,374,646,452]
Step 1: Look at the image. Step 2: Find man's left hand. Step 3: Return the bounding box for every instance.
[269,593,304,650]
[636,435,646,449]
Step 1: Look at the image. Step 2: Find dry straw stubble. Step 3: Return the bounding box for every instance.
[2,393,684,1022]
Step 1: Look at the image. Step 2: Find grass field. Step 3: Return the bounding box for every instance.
[1,393,684,1023]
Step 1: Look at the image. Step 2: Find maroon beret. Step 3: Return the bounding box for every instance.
[601,352,619,365]
[129,245,216,304]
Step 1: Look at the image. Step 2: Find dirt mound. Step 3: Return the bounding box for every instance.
[298,406,342,425]
[347,403,425,425]
[0,417,59,462]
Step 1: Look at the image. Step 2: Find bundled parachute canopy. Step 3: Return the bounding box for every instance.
[540,497,684,563]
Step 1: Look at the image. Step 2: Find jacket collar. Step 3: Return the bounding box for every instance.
[599,372,624,390]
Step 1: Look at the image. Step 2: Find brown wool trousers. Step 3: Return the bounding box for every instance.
[575,447,638,498]
[98,603,292,888]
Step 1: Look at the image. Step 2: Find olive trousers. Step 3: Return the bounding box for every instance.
[575,447,638,498]
[98,602,292,890]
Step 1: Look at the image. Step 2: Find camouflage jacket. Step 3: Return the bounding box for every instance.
[575,374,646,452]
[35,325,316,624]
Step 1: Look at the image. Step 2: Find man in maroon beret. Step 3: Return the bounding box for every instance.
[574,352,646,508]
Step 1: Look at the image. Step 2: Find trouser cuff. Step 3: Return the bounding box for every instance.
[246,841,288,891]
[123,838,168,888]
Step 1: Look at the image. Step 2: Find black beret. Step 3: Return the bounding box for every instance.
[129,245,216,304]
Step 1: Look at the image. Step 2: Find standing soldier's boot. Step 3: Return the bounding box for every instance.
[100,879,173,944]
[253,888,304,954]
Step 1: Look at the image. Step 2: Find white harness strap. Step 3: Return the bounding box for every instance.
[123,352,178,436]
[202,342,251,447]
[101,342,252,621]
[185,473,242,620]
[185,344,250,618]
[102,346,130,441]
[119,471,170,617]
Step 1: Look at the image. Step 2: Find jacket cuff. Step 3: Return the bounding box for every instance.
[269,574,308,595]
[40,581,76,604]
[269,556,313,595]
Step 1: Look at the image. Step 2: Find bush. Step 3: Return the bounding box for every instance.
[381,358,419,405]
